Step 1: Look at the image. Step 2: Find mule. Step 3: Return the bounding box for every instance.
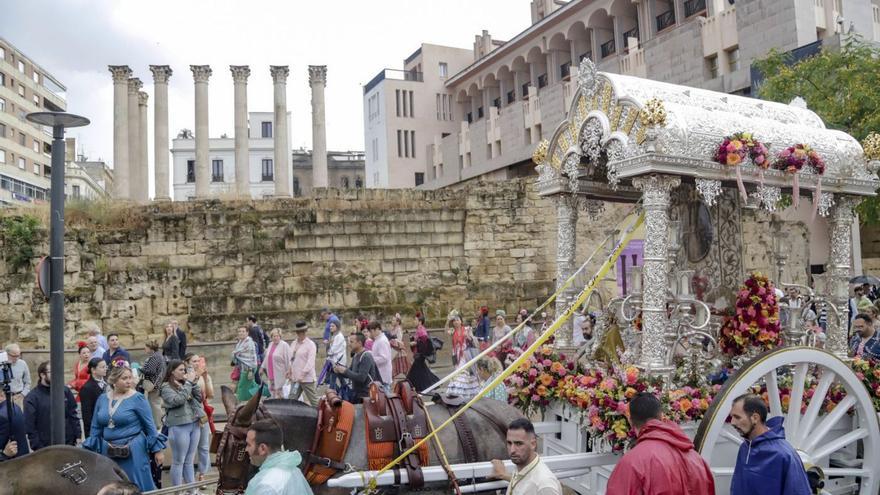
[216,386,523,494]
[0,445,129,495]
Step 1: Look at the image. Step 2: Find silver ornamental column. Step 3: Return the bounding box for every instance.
[553,195,578,347]
[230,65,251,197]
[108,66,132,200]
[826,195,859,359]
[632,174,680,370]
[149,65,173,201]
[191,65,213,198]
[270,65,291,197]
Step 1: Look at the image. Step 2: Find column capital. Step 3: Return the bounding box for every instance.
[190,65,213,83]
[138,91,149,106]
[308,65,327,86]
[127,77,143,95]
[270,65,290,83]
[149,65,173,84]
[632,174,681,204]
[230,65,251,83]
[109,65,132,83]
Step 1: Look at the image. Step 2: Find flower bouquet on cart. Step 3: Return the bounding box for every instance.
[719,272,782,364]
[714,132,770,200]
[772,143,825,212]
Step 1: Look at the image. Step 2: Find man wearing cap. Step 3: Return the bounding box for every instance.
[289,321,318,406]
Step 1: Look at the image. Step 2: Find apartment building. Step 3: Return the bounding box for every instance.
[172,111,364,199]
[0,36,67,206]
[363,0,880,189]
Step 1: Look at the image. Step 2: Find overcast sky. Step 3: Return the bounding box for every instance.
[1,0,526,189]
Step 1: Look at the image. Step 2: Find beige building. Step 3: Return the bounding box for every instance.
[0,36,67,206]
[363,0,880,189]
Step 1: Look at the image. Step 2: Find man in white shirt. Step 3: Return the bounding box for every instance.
[368,321,392,393]
[490,419,562,495]
[4,344,30,409]
[86,336,105,361]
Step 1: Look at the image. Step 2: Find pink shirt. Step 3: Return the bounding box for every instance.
[371,333,393,384]
[290,337,317,383]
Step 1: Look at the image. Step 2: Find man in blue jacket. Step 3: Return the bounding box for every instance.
[729,394,811,495]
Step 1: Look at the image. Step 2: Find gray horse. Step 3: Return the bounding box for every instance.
[0,445,129,495]
[217,386,522,494]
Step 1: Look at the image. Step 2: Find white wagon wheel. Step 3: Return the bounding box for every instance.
[693,347,879,495]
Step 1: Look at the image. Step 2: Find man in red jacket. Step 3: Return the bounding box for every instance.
[606,392,716,494]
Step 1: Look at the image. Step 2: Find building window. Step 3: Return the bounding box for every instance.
[397,129,403,157]
[727,47,740,72]
[439,62,448,77]
[0,47,4,60]
[32,71,39,84]
[18,84,24,97]
[355,176,363,188]
[72,185,81,199]
[395,89,401,117]
[0,124,5,138]
[409,91,414,118]
[436,93,441,120]
[43,164,50,176]
[560,62,571,80]
[32,94,39,107]
[404,130,410,157]
[0,73,4,86]
[211,159,224,182]
[33,163,39,174]
[186,159,195,183]
[507,90,515,104]
[537,74,548,88]
[261,121,273,138]
[414,172,424,186]
[521,82,530,98]
[18,157,25,170]
[372,138,378,160]
[707,55,719,79]
[18,132,25,146]
[293,177,301,196]
[442,94,449,119]
[33,140,39,153]
[477,107,484,119]
[492,97,501,108]
[0,97,5,112]
[341,176,350,189]
[261,158,274,181]
[466,112,473,124]
[410,131,416,159]
[17,60,24,73]
[0,150,5,163]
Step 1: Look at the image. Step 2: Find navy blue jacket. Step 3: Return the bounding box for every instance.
[104,346,132,366]
[0,400,29,461]
[24,383,81,450]
[731,416,812,495]
[474,315,491,341]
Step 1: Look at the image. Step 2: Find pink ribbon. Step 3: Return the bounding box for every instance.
[810,178,822,223]
[792,173,800,209]
[735,166,748,202]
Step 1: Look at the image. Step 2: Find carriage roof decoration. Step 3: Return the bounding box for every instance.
[524,58,880,494]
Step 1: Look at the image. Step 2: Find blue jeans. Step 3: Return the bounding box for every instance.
[196,422,211,476]
[168,421,200,486]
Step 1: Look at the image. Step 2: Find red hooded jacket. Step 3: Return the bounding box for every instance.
[606,419,716,495]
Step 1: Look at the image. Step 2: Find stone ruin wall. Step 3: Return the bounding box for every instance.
[0,179,817,349]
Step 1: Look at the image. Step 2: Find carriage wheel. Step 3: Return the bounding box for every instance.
[693,347,880,495]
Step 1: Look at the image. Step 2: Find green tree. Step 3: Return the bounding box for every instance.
[754,35,880,223]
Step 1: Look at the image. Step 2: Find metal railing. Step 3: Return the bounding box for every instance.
[623,27,640,47]
[684,0,707,17]
[144,476,219,494]
[600,39,616,58]
[656,10,676,31]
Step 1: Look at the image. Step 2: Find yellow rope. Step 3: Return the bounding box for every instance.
[364,211,646,486]
[422,207,644,394]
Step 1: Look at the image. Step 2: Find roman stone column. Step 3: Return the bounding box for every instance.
[109,66,132,200]
[826,195,859,359]
[309,65,329,189]
[191,65,212,198]
[230,65,251,198]
[554,195,578,349]
[127,77,142,200]
[149,65,172,201]
[270,65,291,197]
[136,91,149,202]
[632,174,681,371]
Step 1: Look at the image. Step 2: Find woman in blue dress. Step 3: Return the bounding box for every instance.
[83,363,167,491]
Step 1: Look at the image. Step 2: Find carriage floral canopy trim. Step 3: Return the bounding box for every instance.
[535,58,879,200]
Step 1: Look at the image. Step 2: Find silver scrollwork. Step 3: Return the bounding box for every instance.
[818,191,834,218]
[579,198,605,220]
[563,153,581,193]
[695,179,722,206]
[578,57,598,98]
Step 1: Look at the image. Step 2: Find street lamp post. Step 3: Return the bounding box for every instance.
[25,111,89,446]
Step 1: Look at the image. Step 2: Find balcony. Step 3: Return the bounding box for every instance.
[684,0,707,18]
[363,69,423,94]
[656,10,676,32]
[600,39,616,58]
[622,27,640,49]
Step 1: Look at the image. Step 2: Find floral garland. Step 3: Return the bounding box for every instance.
[719,272,782,356]
[506,346,576,416]
[852,357,880,411]
[714,132,770,200]
[772,144,825,211]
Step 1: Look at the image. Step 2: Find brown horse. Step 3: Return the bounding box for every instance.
[0,445,129,494]
[216,386,523,494]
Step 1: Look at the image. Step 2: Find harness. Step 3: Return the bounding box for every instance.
[303,390,356,485]
[364,382,430,488]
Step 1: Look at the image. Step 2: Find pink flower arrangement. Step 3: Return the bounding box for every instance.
[772,143,825,175]
[714,132,770,168]
[506,346,575,415]
[719,272,782,357]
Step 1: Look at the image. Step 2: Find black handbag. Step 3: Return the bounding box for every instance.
[107,442,131,459]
